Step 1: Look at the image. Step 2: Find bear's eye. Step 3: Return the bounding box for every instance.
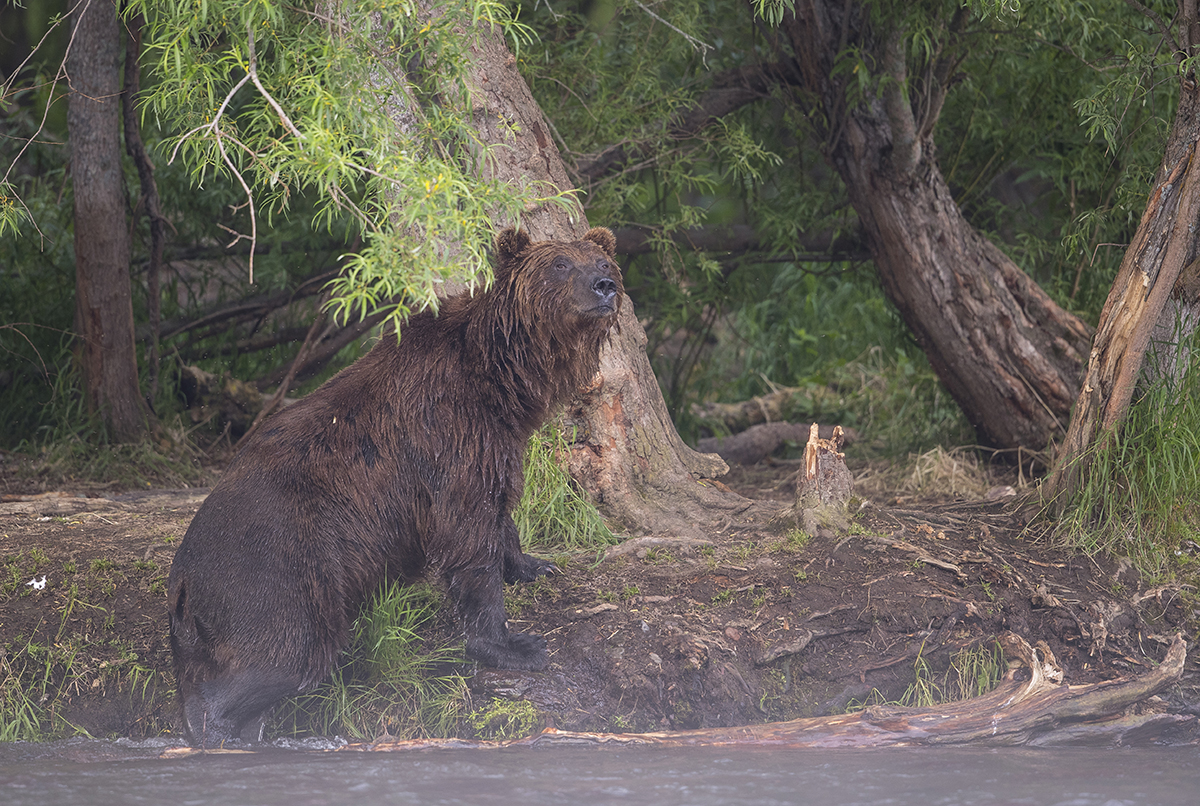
[553,260,570,274]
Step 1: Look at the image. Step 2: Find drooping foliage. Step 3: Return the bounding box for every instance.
[0,0,561,448]
[126,0,570,319]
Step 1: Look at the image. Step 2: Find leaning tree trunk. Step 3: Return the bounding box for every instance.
[777,2,1092,453]
[835,122,1093,453]
[461,26,744,535]
[68,0,147,442]
[1048,0,1200,501]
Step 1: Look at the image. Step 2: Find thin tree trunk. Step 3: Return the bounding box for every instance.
[775,2,1092,453]
[122,13,166,407]
[69,0,147,441]
[1048,2,1200,501]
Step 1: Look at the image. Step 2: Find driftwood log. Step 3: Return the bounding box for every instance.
[161,632,1190,757]
[340,632,1189,752]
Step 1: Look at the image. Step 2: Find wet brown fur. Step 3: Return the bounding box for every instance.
[167,227,622,746]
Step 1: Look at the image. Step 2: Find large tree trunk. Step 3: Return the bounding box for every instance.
[355,5,743,534]
[775,2,1092,453]
[68,0,147,442]
[462,26,744,535]
[1048,1,1200,501]
[836,128,1093,452]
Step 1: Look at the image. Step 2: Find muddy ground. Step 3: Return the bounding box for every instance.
[2,456,1198,743]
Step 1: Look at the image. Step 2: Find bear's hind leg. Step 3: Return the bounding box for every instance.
[448,565,548,671]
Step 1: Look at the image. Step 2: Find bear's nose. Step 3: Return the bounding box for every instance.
[592,277,618,304]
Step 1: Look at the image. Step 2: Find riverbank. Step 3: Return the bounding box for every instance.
[2,459,1197,743]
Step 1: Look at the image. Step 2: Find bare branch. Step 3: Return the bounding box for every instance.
[575,63,783,182]
[246,24,305,139]
[1122,0,1182,58]
[612,223,865,260]
[882,30,920,176]
[632,1,713,64]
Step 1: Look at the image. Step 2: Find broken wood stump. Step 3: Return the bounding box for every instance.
[773,423,855,534]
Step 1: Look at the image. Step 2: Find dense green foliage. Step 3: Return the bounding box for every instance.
[1,1,1195,558]
[1,0,1179,455]
[513,0,1175,451]
[128,0,566,319]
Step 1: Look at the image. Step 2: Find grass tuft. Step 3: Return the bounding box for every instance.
[848,641,1004,711]
[513,423,617,555]
[269,582,468,741]
[1048,326,1200,579]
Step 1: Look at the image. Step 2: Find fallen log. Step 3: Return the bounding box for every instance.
[696,421,817,465]
[344,632,1190,751]
[690,387,817,434]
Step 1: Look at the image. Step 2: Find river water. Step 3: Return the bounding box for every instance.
[2,738,1197,806]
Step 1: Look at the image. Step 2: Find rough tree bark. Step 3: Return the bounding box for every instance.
[460,26,746,535]
[1048,0,1200,501]
[773,2,1093,453]
[68,0,147,441]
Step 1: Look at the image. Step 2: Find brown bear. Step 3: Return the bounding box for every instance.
[167,227,622,746]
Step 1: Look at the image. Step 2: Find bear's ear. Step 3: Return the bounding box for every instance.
[582,227,617,258]
[495,227,531,267]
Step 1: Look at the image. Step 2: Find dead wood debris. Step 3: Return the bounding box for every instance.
[338,632,1190,751]
[600,536,715,561]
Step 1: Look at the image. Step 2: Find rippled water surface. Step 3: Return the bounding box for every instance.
[2,739,1198,806]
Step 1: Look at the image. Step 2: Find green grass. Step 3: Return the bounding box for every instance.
[513,423,618,556]
[0,548,188,741]
[1049,329,1200,579]
[269,582,469,741]
[11,428,208,491]
[467,698,540,740]
[0,635,50,741]
[0,630,166,741]
[847,641,1005,711]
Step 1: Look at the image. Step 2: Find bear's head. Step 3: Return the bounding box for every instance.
[494,227,624,327]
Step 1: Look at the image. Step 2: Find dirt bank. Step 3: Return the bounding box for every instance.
[2,462,1198,742]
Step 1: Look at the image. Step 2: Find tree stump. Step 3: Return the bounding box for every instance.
[782,423,854,534]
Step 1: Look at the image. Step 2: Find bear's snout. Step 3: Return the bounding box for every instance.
[591,276,619,310]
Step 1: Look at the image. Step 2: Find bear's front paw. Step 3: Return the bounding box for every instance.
[467,631,549,671]
[505,553,558,584]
